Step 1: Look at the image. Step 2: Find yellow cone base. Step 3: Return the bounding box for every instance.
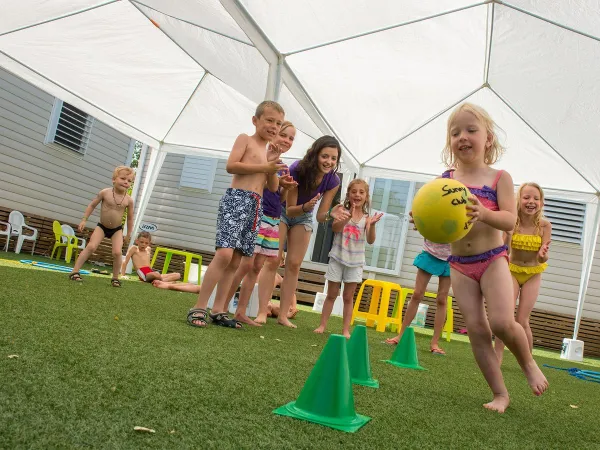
[273,401,371,433]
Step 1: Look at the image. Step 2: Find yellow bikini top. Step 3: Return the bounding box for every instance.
[511,233,542,251]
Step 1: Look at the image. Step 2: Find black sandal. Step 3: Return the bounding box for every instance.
[210,312,242,329]
[111,279,122,287]
[187,308,208,328]
[69,272,83,282]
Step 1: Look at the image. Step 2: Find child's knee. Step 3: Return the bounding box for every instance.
[489,317,514,338]
[516,315,530,330]
[435,295,448,308]
[468,324,492,341]
[112,251,122,260]
[325,293,337,303]
[342,292,354,304]
[252,259,264,274]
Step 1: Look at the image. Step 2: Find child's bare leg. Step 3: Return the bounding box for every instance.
[314,282,340,334]
[341,282,357,338]
[515,274,541,352]
[256,255,279,323]
[110,231,124,281]
[386,269,432,344]
[452,269,510,413]
[211,251,243,314]
[278,226,311,328]
[287,294,298,318]
[191,248,234,312]
[161,272,181,283]
[494,276,520,364]
[70,227,105,276]
[224,255,254,313]
[152,280,201,293]
[483,260,547,397]
[235,254,267,326]
[431,276,450,353]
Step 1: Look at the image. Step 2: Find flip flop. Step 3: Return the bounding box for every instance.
[431,347,446,356]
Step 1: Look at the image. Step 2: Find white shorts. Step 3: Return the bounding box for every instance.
[325,258,363,283]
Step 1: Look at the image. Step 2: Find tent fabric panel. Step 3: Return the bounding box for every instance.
[505,0,600,39]
[286,5,487,164]
[241,0,482,54]
[366,88,596,195]
[0,1,204,140]
[0,0,110,35]
[136,3,268,105]
[279,83,322,140]
[132,0,252,44]
[489,5,600,192]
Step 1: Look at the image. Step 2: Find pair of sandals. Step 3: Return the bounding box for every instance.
[187,308,241,329]
[69,272,121,287]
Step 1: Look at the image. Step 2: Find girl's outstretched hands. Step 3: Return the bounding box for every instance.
[366,212,384,229]
[330,203,351,222]
[408,210,417,230]
[303,193,322,212]
[278,173,297,190]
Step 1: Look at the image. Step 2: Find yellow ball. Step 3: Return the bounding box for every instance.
[412,178,472,244]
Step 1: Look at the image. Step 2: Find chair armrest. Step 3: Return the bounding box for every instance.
[22,224,38,238]
[0,221,10,233]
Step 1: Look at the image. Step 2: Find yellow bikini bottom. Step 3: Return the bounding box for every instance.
[509,262,548,286]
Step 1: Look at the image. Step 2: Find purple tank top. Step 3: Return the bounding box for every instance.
[289,160,341,205]
[262,188,282,218]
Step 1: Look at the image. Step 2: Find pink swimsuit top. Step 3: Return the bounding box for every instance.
[442,169,503,211]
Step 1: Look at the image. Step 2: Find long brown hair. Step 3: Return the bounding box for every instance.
[297,135,341,193]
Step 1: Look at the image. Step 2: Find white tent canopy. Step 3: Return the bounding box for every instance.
[1,0,599,338]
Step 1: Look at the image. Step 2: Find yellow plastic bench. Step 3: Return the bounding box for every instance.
[389,288,454,342]
[150,247,202,284]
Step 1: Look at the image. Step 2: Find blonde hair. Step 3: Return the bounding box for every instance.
[442,102,505,168]
[343,179,371,215]
[279,120,294,134]
[515,182,545,236]
[255,100,285,118]
[113,166,135,180]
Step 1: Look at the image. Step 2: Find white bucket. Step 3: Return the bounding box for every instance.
[410,303,429,328]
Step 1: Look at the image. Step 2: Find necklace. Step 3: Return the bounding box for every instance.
[113,188,126,207]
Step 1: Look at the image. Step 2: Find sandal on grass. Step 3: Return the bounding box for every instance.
[210,312,242,329]
[69,272,83,282]
[111,279,122,287]
[431,347,446,356]
[187,308,208,328]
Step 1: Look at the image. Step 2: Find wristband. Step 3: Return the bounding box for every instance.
[301,203,307,213]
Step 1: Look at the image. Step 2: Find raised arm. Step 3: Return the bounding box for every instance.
[78,190,105,232]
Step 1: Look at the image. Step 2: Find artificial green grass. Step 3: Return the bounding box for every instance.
[1,252,599,449]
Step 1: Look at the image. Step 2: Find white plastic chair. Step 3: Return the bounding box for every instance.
[0,219,10,251]
[9,211,38,254]
[61,224,86,260]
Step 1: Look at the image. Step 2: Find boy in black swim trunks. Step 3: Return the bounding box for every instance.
[69,166,135,287]
[187,101,291,329]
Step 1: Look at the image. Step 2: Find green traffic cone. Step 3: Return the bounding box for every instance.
[347,325,379,388]
[383,327,426,370]
[273,334,371,432]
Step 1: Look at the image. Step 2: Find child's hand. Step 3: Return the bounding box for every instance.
[78,220,86,233]
[466,196,488,224]
[266,159,287,174]
[330,204,351,222]
[538,241,551,261]
[124,234,131,244]
[279,174,297,190]
[303,193,321,212]
[408,210,417,230]
[267,143,282,162]
[366,212,384,229]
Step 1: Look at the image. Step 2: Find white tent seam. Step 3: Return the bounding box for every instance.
[130,0,254,46]
[283,1,490,57]
[160,144,232,156]
[0,48,161,144]
[362,85,485,166]
[162,72,208,142]
[483,2,495,84]
[498,1,600,42]
[0,1,119,38]
[220,0,360,166]
[489,86,600,194]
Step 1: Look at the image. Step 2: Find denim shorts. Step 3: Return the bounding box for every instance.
[280,211,314,232]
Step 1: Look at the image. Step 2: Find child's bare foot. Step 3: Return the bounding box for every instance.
[483,394,510,413]
[385,336,400,345]
[523,360,549,396]
[278,318,297,328]
[313,326,325,334]
[254,313,268,324]
[287,308,299,319]
[234,313,262,327]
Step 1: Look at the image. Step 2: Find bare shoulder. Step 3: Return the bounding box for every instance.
[541,218,552,230]
[496,169,513,183]
[98,188,111,199]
